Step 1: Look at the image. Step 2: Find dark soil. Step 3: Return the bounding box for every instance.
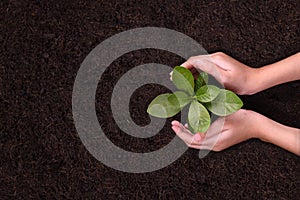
[1,0,300,199]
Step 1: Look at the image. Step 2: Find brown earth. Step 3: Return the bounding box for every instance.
[1,0,299,199]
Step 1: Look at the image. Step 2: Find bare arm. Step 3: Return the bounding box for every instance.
[255,113,300,156]
[253,52,300,94]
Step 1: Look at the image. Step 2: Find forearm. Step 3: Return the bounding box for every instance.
[252,53,300,93]
[254,113,300,156]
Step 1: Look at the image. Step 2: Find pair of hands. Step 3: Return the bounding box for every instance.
[171,52,266,151]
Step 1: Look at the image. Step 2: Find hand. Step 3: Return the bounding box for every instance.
[181,52,257,95]
[171,109,259,151]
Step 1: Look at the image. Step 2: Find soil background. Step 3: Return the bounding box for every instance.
[1,0,300,199]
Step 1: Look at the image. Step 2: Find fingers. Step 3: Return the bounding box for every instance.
[175,54,228,85]
[171,120,211,150]
[171,121,203,147]
[197,117,227,147]
[171,121,203,146]
[182,55,225,84]
[171,117,228,151]
[192,57,222,81]
[181,61,200,79]
[171,120,181,127]
[181,60,194,69]
[188,144,212,150]
[169,67,198,81]
[171,121,193,144]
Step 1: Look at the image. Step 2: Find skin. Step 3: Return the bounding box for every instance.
[171,52,300,156]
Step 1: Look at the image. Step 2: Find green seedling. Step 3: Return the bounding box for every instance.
[147,66,243,133]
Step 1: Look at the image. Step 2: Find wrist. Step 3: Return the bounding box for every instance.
[245,110,264,139]
[244,68,263,95]
[250,112,271,142]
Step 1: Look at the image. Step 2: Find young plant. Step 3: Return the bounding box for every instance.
[147,66,243,133]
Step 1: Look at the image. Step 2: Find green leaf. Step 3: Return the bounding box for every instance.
[195,72,209,92]
[147,93,181,118]
[204,89,243,116]
[188,100,211,133]
[195,76,205,92]
[196,85,220,103]
[172,66,194,95]
[173,91,192,108]
[200,72,209,84]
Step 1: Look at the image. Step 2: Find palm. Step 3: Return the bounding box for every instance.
[171,109,256,151]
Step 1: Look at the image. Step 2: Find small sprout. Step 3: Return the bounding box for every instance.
[147,66,243,133]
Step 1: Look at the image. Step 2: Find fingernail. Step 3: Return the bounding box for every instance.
[171,121,176,125]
